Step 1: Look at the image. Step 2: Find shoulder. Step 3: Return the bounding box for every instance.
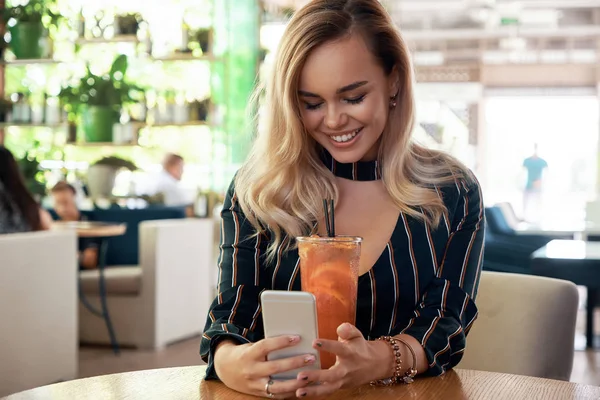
[415,147,481,212]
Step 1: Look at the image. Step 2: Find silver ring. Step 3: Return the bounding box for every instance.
[265,379,275,398]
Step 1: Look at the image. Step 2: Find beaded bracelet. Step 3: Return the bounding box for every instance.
[370,336,418,386]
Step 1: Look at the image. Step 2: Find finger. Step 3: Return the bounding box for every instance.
[336,323,363,341]
[267,377,312,396]
[252,335,300,359]
[313,338,349,358]
[296,364,346,386]
[296,381,342,398]
[255,353,317,378]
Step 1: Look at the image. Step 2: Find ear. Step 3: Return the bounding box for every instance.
[388,66,400,98]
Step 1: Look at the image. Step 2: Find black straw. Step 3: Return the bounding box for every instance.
[323,199,331,237]
[330,199,335,237]
[323,199,335,237]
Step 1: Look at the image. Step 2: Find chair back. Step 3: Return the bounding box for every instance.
[460,271,578,381]
[495,202,521,229]
[0,230,78,396]
[485,206,515,235]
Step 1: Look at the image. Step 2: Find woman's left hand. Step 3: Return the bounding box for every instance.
[294,323,393,398]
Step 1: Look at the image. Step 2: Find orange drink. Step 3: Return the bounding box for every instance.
[296,236,362,369]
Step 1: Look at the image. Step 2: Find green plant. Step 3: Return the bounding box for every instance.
[17,151,46,198]
[2,0,62,26]
[59,54,145,115]
[92,156,138,171]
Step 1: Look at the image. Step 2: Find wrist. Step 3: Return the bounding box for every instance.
[213,339,241,377]
[369,339,396,381]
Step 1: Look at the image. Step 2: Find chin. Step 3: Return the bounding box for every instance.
[324,146,370,164]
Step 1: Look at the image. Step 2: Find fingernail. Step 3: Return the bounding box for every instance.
[299,375,309,381]
[315,341,323,347]
[289,335,300,343]
[304,355,316,364]
[297,391,307,397]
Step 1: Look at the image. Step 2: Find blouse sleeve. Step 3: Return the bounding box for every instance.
[200,179,269,380]
[401,176,485,376]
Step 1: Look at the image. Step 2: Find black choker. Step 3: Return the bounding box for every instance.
[321,151,381,181]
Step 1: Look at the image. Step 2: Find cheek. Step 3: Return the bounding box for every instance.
[300,110,322,132]
[354,97,389,128]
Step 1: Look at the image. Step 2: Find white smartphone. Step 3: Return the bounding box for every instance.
[260,290,321,380]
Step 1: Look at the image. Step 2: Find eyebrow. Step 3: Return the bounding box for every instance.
[298,80,369,98]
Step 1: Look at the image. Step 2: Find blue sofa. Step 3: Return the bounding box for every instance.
[49,206,187,266]
[483,206,570,274]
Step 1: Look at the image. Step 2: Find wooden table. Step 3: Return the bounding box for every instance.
[5,366,600,400]
[531,239,600,349]
[51,220,127,354]
[51,221,127,238]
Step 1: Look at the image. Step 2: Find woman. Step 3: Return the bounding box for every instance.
[0,146,52,234]
[201,0,484,398]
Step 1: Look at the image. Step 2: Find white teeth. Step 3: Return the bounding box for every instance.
[332,129,360,143]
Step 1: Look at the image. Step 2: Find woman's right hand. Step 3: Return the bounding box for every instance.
[214,335,316,399]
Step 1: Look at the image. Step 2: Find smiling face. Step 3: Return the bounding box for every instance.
[298,33,398,163]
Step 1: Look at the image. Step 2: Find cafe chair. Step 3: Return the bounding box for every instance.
[78,218,214,349]
[460,271,578,381]
[0,230,78,397]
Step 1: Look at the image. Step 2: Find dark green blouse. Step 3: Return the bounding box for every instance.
[200,154,484,380]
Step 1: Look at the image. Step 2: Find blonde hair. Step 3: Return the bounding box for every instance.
[236,0,470,261]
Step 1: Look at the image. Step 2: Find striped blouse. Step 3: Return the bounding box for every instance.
[200,154,485,379]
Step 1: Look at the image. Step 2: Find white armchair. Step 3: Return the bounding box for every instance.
[0,230,78,397]
[460,271,578,380]
[78,219,214,349]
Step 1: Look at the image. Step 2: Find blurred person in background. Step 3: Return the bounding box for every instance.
[522,143,548,222]
[0,146,52,234]
[151,153,194,207]
[51,181,98,269]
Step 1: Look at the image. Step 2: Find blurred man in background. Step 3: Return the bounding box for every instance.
[152,153,194,207]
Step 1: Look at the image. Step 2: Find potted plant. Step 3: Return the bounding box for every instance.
[2,0,62,59]
[115,13,141,36]
[59,54,144,143]
[87,156,137,199]
[194,28,211,54]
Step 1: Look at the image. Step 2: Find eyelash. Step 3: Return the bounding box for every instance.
[304,95,366,111]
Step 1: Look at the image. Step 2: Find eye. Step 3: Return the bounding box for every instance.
[344,94,366,105]
[304,102,323,110]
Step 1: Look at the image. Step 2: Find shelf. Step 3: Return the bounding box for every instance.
[143,121,209,128]
[76,35,139,45]
[1,59,61,66]
[0,121,208,130]
[0,122,66,128]
[152,53,219,62]
[66,142,138,147]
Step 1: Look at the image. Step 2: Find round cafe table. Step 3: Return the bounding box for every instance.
[5,366,600,400]
[51,221,127,355]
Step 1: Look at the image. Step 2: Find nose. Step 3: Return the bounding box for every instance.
[324,104,348,130]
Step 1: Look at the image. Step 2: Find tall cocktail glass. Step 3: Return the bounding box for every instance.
[296,236,362,369]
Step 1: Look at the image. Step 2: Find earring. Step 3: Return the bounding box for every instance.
[389,92,398,109]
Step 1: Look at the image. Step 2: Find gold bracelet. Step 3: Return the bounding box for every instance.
[395,337,418,384]
[369,336,402,386]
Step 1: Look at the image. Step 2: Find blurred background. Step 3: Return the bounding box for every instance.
[1,0,599,396]
[1,0,599,221]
